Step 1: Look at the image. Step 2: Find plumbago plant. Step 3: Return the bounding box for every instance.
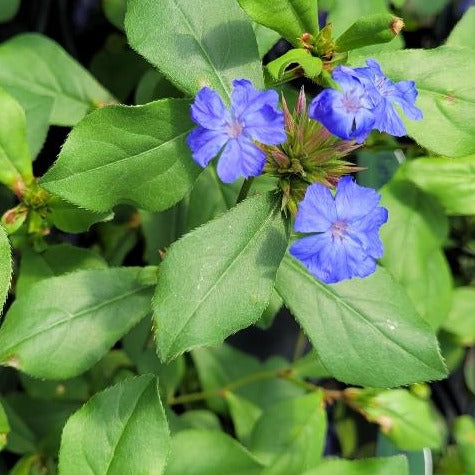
[0,0,474,473]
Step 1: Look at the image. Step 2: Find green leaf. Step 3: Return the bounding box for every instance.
[405,156,475,216]
[102,0,126,30]
[349,388,443,450]
[16,244,107,297]
[406,0,451,17]
[0,225,11,312]
[154,193,288,361]
[256,289,283,330]
[352,46,475,158]
[442,287,475,346]
[447,7,475,49]
[164,429,263,475]
[250,392,326,474]
[0,0,20,23]
[253,24,281,59]
[0,88,32,187]
[47,197,112,234]
[454,416,475,475]
[225,392,262,446]
[125,0,263,99]
[19,373,89,402]
[276,257,447,387]
[0,400,9,450]
[303,455,409,475]
[238,0,319,46]
[192,344,304,413]
[174,410,222,433]
[380,179,452,329]
[42,99,200,213]
[59,375,170,475]
[328,0,389,36]
[0,267,156,379]
[266,49,322,80]
[465,348,475,395]
[135,70,183,105]
[335,13,402,52]
[0,33,115,126]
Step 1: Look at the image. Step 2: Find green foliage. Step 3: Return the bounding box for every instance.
[405,156,475,216]
[266,49,323,80]
[0,34,114,126]
[250,392,326,473]
[238,0,319,46]
[277,256,447,387]
[125,0,263,99]
[59,375,170,475]
[0,88,33,188]
[380,179,452,329]
[0,225,11,312]
[453,416,475,474]
[0,0,20,23]
[153,194,288,360]
[42,99,200,213]
[447,7,475,49]
[0,267,156,378]
[442,287,475,346]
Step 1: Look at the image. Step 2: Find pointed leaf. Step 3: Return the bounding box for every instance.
[0,267,156,379]
[250,392,326,474]
[41,99,200,212]
[0,225,11,312]
[59,375,170,475]
[0,33,114,126]
[447,6,475,49]
[154,193,288,360]
[126,0,263,99]
[225,392,262,446]
[164,429,263,475]
[277,256,447,387]
[238,0,319,46]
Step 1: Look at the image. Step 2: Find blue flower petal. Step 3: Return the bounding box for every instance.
[216,137,266,183]
[294,183,337,233]
[374,99,407,136]
[231,79,280,119]
[334,176,381,222]
[186,127,229,167]
[392,80,423,120]
[190,87,229,129]
[309,89,357,141]
[243,104,286,145]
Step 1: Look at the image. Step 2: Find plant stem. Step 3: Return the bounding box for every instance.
[236,177,254,204]
[167,366,346,406]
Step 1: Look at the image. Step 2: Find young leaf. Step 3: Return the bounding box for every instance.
[447,6,475,49]
[0,225,11,312]
[454,416,475,475]
[303,455,409,475]
[47,197,112,234]
[335,14,403,52]
[225,392,262,447]
[442,288,475,346]
[154,193,288,361]
[250,392,327,474]
[0,267,156,379]
[59,375,170,475]
[41,99,200,213]
[16,244,107,297]
[276,256,447,387]
[0,33,115,126]
[266,49,322,80]
[126,0,263,99]
[0,401,10,451]
[380,179,452,329]
[352,47,475,158]
[0,88,33,188]
[405,156,475,216]
[192,344,304,413]
[164,429,263,475]
[348,388,443,450]
[238,0,319,46]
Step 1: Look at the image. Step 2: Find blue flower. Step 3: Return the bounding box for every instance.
[352,59,423,137]
[186,79,286,183]
[290,176,388,284]
[308,59,422,142]
[308,68,376,143]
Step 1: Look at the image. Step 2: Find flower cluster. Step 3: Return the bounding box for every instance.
[186,61,420,284]
[309,59,423,143]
